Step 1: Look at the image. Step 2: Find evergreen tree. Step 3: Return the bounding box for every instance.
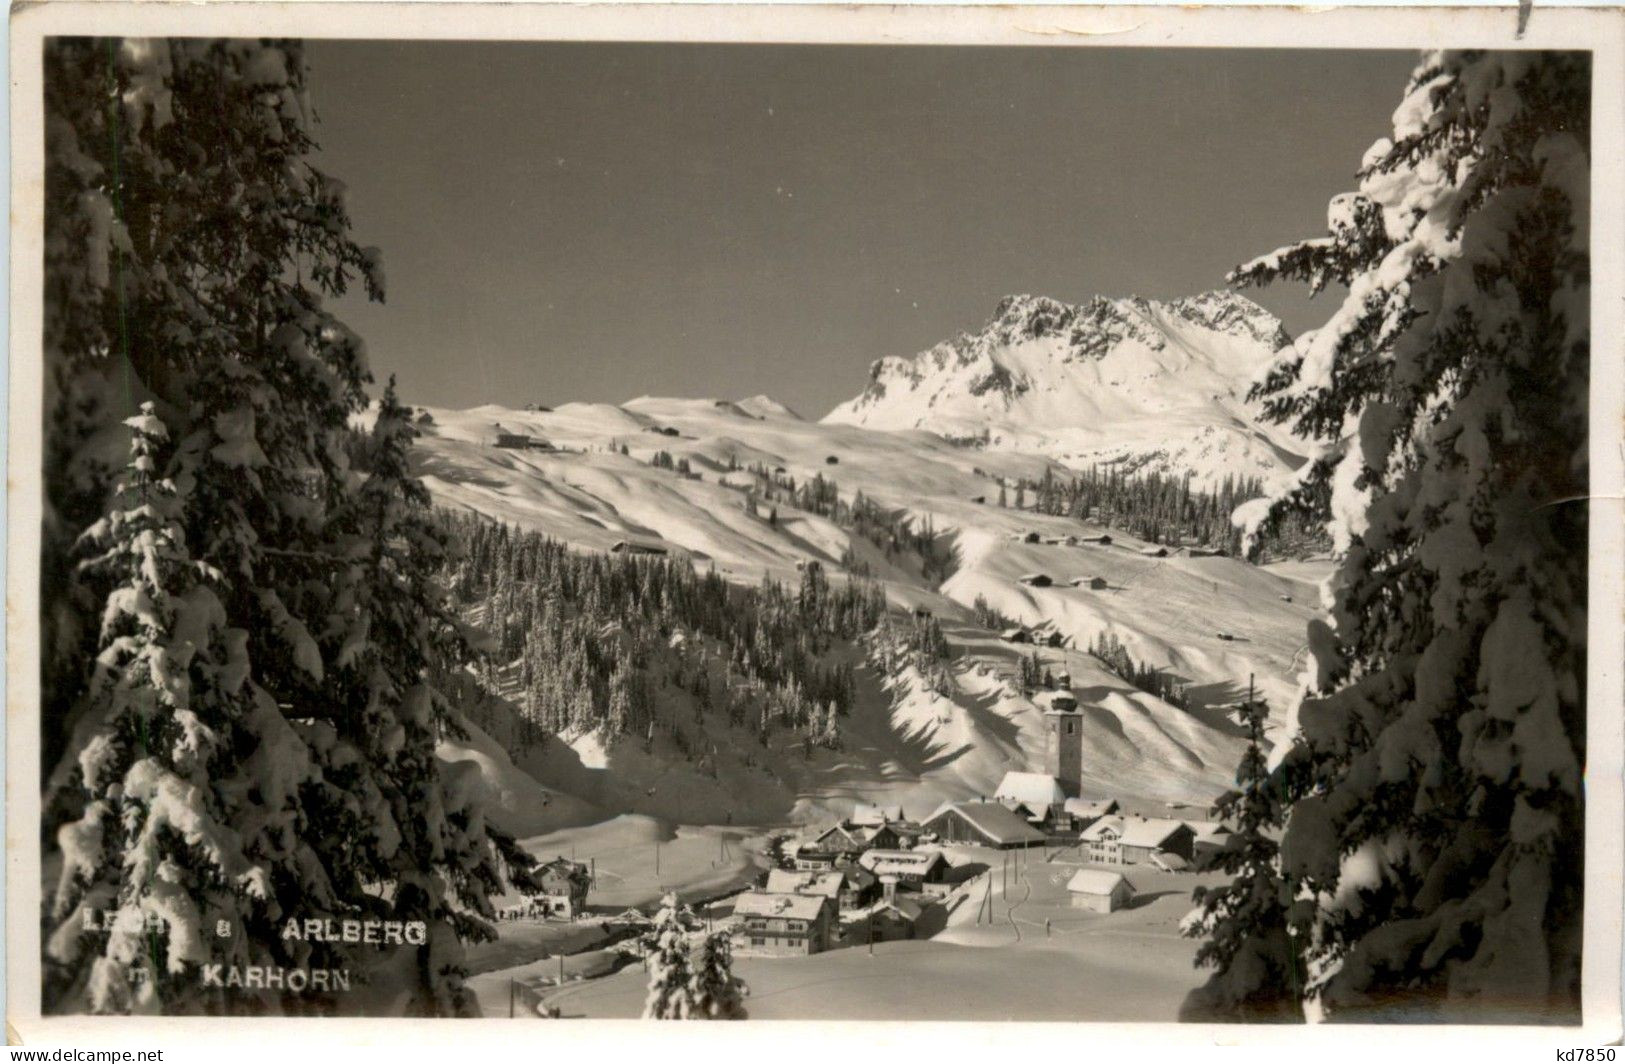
[687,929,749,1019]
[325,379,525,1015]
[819,701,842,750]
[40,41,526,1016]
[47,405,260,1013]
[607,657,633,736]
[1180,688,1304,1022]
[642,894,696,1019]
[1228,51,1588,1021]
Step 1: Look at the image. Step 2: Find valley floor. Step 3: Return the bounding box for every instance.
[469,824,1220,1022]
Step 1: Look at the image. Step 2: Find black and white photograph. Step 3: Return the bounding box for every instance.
[8,2,1622,1046]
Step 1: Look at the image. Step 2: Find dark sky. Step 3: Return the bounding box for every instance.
[307,42,1420,418]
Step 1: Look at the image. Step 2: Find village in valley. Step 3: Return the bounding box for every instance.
[391,368,1331,1021]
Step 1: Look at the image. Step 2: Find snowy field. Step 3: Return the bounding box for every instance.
[490,851,1224,1021]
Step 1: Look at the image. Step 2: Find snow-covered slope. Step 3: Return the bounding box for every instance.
[823,290,1310,487]
[413,398,1320,824]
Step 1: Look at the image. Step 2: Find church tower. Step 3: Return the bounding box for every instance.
[1042,690,1083,798]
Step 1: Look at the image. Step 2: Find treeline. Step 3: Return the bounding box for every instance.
[731,460,959,584]
[970,594,1018,632]
[869,609,955,698]
[650,450,701,480]
[1087,630,1190,709]
[442,513,886,757]
[997,466,1328,559]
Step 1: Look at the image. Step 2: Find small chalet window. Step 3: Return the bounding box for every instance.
[751,937,765,947]
[788,920,805,932]
[1066,720,1076,734]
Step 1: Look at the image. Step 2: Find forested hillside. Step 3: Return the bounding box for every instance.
[440,513,885,760]
[998,466,1329,559]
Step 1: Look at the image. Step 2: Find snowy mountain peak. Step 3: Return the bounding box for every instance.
[1159,289,1295,352]
[823,289,1306,486]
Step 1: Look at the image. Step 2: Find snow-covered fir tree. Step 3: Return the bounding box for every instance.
[321,379,535,1015]
[687,929,749,1020]
[1179,689,1304,1022]
[641,894,697,1019]
[47,405,261,1013]
[41,40,531,1015]
[1226,50,1589,1022]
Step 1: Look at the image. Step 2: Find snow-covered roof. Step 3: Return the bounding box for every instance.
[858,849,945,876]
[764,870,843,899]
[1064,797,1120,819]
[1119,818,1193,849]
[924,801,1047,846]
[994,772,1066,808]
[1080,816,1125,842]
[839,865,877,889]
[537,856,590,884]
[732,891,830,920]
[1186,821,1232,840]
[1149,852,1191,872]
[809,824,865,850]
[873,898,923,921]
[850,802,904,826]
[1067,869,1133,896]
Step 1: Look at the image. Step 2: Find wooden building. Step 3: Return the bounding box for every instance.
[1189,822,1234,869]
[1081,816,1196,866]
[764,868,843,903]
[857,849,948,888]
[609,540,668,556]
[994,771,1067,829]
[533,857,591,919]
[922,800,1047,850]
[1067,869,1135,913]
[1060,797,1120,832]
[849,802,905,828]
[837,865,880,910]
[733,892,835,956]
[864,898,923,943]
[493,432,552,451]
[794,824,868,869]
